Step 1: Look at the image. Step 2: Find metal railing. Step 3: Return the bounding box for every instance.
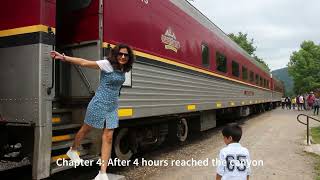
[297,114,320,145]
[74,65,95,95]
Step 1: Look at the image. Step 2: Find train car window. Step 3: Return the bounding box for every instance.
[201,44,210,67]
[264,79,267,87]
[255,74,259,85]
[242,66,248,81]
[267,80,269,88]
[216,52,227,73]
[250,71,254,82]
[260,77,263,86]
[232,61,239,77]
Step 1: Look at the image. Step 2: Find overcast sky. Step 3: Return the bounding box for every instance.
[189,0,320,71]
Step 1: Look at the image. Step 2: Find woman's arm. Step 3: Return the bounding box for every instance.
[50,51,99,69]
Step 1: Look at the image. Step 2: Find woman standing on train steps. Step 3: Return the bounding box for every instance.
[50,44,134,180]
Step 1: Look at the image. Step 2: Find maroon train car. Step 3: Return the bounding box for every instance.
[0,0,283,179]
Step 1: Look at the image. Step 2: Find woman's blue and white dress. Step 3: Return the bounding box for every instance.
[84,59,125,129]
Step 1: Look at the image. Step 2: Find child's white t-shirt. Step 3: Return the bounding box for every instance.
[96,59,114,73]
[216,143,251,180]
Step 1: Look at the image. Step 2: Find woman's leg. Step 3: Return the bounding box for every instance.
[100,128,114,173]
[72,124,92,150]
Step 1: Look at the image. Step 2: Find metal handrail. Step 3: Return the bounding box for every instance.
[73,65,95,95]
[297,114,320,145]
[47,27,56,95]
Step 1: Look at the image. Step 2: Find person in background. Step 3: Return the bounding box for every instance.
[299,95,304,111]
[285,97,291,110]
[281,97,286,109]
[303,95,307,110]
[314,96,320,116]
[307,92,316,110]
[291,97,296,110]
[296,95,301,111]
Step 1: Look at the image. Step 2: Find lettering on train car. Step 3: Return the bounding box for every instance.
[244,91,254,96]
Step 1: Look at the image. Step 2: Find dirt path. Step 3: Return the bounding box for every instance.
[145,108,317,180]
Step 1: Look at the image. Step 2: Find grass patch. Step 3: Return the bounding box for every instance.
[311,126,320,179]
[311,126,320,144]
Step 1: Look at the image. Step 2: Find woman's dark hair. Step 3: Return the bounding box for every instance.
[108,43,135,72]
[222,123,242,142]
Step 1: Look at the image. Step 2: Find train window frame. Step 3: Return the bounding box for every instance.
[242,66,248,81]
[255,74,259,85]
[216,52,227,73]
[201,43,210,68]
[231,61,240,77]
[249,71,254,82]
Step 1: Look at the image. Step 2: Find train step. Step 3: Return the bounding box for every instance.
[52,139,91,151]
[52,108,72,114]
[52,134,75,143]
[51,149,89,163]
[52,113,72,125]
[53,124,82,131]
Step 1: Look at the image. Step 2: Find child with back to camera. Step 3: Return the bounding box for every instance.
[216,123,251,180]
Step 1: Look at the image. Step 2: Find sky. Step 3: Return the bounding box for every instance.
[188,0,320,71]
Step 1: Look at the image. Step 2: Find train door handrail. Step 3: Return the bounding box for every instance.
[297,114,320,145]
[47,27,55,95]
[73,65,95,95]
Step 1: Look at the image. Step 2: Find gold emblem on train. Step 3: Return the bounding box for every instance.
[161,27,181,53]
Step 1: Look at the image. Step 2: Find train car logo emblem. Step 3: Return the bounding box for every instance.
[161,28,181,53]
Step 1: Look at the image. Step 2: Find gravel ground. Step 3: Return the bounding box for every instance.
[118,108,317,180]
[1,108,317,180]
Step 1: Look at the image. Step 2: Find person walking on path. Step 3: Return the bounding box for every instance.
[303,95,307,110]
[296,96,301,111]
[298,95,304,111]
[291,97,296,110]
[50,43,135,180]
[314,96,320,116]
[307,92,315,110]
[285,97,291,110]
[281,97,286,109]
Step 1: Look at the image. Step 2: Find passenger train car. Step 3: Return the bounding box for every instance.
[0,0,283,179]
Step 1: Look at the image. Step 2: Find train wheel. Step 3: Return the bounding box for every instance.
[113,128,133,160]
[176,118,188,142]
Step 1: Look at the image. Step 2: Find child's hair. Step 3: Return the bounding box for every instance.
[222,123,242,142]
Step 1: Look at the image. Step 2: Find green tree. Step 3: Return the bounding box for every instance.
[228,32,270,71]
[253,55,270,72]
[287,41,320,94]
